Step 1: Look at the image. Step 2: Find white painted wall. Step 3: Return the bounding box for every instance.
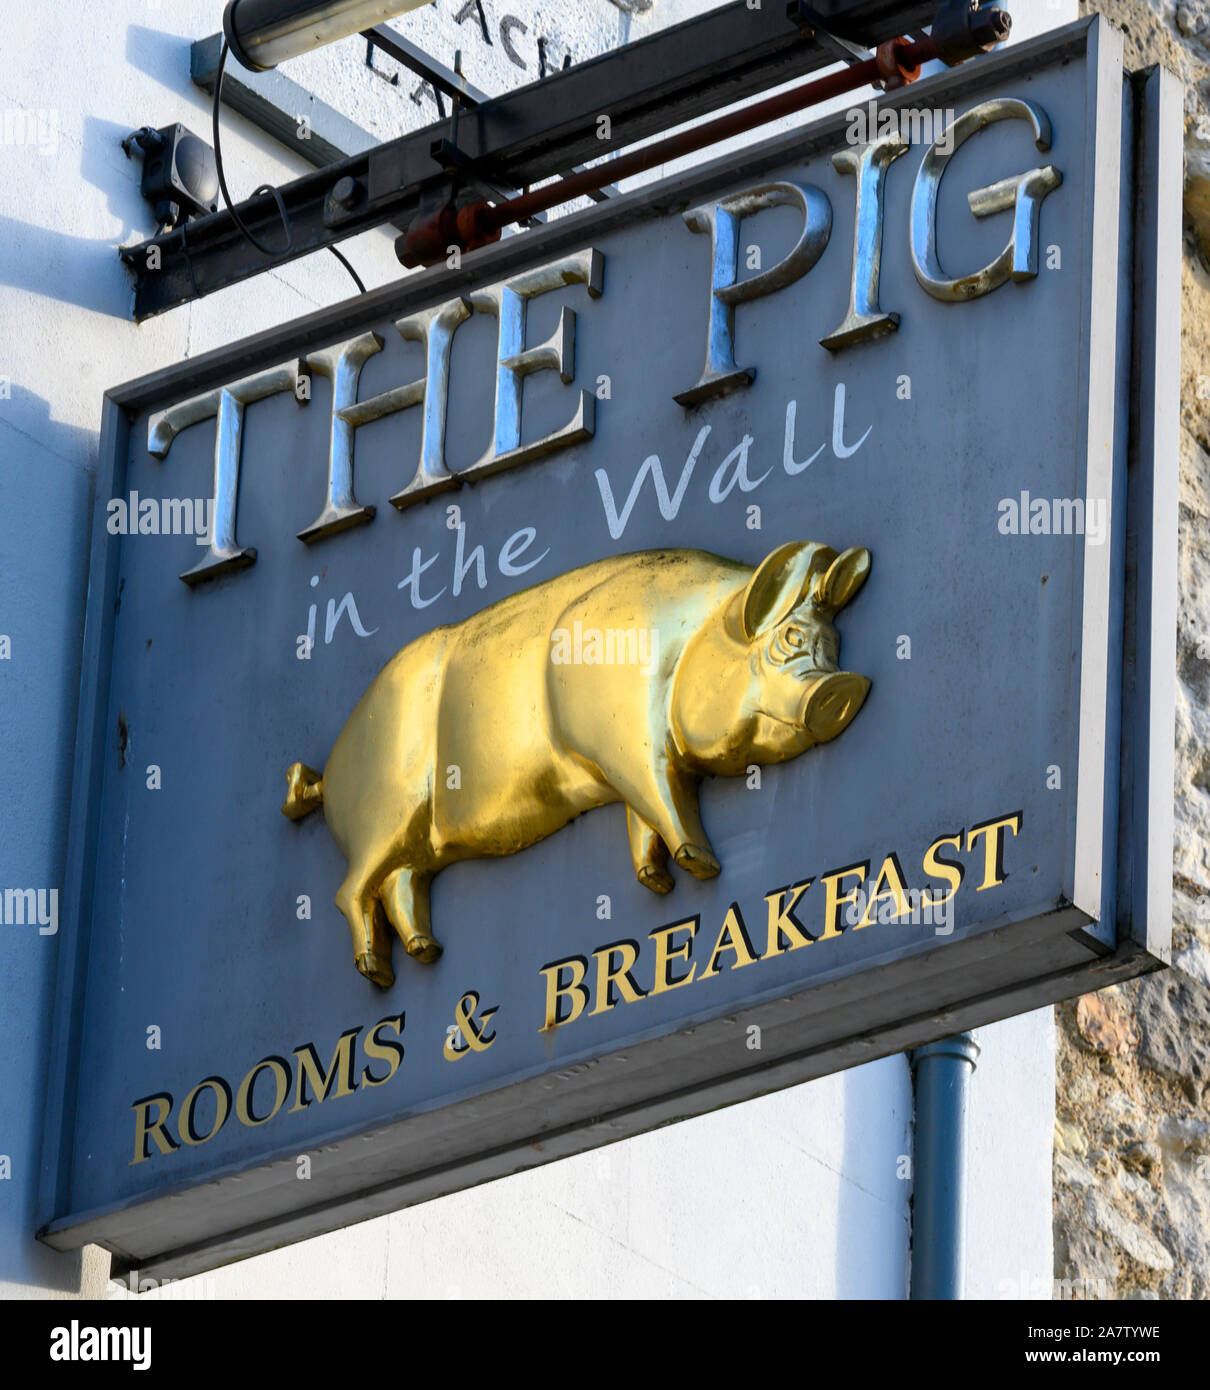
[0,0,1067,1301]
[967,1010,1057,1300]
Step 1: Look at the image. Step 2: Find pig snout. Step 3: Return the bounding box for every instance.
[799,670,871,742]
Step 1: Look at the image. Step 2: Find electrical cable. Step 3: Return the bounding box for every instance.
[211,40,294,256]
[210,38,367,294]
[327,245,367,294]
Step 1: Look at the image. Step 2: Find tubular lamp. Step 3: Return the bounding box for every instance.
[223,0,433,71]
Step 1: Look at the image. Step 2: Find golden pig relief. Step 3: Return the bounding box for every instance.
[282,541,872,987]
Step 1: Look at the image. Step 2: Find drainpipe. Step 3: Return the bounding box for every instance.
[909,1031,980,1300]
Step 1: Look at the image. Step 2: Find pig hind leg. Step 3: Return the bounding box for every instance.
[380,866,441,964]
[335,868,396,988]
[627,808,674,895]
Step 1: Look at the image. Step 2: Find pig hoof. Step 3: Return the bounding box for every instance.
[674,844,721,880]
[356,951,395,989]
[638,864,675,895]
[406,934,443,964]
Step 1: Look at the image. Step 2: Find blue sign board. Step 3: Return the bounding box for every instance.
[39,19,1177,1278]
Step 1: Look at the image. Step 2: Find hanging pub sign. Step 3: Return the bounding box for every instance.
[39,18,1178,1278]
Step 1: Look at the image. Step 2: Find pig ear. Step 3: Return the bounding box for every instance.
[813,547,871,613]
[741,542,836,639]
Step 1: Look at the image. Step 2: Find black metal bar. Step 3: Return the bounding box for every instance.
[126,0,940,320]
[362,25,487,106]
[807,0,936,37]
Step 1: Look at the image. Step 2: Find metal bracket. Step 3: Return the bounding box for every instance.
[930,0,1012,66]
[362,25,488,113]
[788,2,874,66]
[447,54,548,215]
[122,0,947,319]
[121,124,219,231]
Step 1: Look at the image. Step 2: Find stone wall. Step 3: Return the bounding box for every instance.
[1054,0,1210,1301]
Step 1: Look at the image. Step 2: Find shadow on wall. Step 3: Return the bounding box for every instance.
[124,22,196,95]
[834,1056,913,1298]
[0,387,96,847]
[0,384,102,474]
[0,390,99,1296]
[0,108,182,317]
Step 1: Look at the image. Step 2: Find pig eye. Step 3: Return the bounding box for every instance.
[769,626,808,664]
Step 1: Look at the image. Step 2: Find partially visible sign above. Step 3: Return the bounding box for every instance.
[40,19,1178,1279]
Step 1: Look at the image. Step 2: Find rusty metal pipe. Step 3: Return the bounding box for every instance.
[402,36,935,266]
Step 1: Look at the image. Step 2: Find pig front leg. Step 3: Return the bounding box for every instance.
[627,808,674,894]
[380,866,441,964]
[624,764,721,884]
